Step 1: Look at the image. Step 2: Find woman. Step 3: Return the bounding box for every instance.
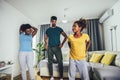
[19,24,38,80]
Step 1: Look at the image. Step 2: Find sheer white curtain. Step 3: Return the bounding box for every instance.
[39,24,50,43]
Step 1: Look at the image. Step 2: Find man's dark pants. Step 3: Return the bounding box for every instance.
[47,46,63,78]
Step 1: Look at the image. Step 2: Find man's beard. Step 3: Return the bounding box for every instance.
[52,24,56,27]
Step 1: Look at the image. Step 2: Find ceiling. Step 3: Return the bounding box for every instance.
[5,0,118,25]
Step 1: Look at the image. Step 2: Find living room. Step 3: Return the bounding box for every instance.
[0,0,120,80]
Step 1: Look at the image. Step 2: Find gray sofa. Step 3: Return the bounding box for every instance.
[88,51,120,80]
[93,65,120,80]
[39,51,120,80]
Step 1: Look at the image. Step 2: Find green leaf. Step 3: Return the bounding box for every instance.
[37,43,44,48]
[38,55,44,62]
[33,49,40,55]
[33,42,45,62]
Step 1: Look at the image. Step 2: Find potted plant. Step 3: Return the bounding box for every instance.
[33,43,45,65]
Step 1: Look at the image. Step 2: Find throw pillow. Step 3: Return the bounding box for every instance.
[89,53,103,63]
[101,52,116,65]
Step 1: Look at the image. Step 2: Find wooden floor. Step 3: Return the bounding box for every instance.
[14,68,80,80]
[41,77,66,80]
[37,76,80,80]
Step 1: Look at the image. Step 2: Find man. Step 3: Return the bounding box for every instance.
[44,16,67,80]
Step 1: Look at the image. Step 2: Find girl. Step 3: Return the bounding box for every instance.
[19,24,38,80]
[68,18,91,80]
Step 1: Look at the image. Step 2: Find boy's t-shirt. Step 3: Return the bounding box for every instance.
[68,34,90,60]
[46,26,63,47]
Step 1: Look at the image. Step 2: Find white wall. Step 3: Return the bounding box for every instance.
[103,0,120,51]
[0,0,36,77]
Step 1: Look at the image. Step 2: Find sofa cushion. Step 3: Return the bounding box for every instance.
[93,65,120,80]
[88,62,104,68]
[89,53,103,63]
[101,52,115,65]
